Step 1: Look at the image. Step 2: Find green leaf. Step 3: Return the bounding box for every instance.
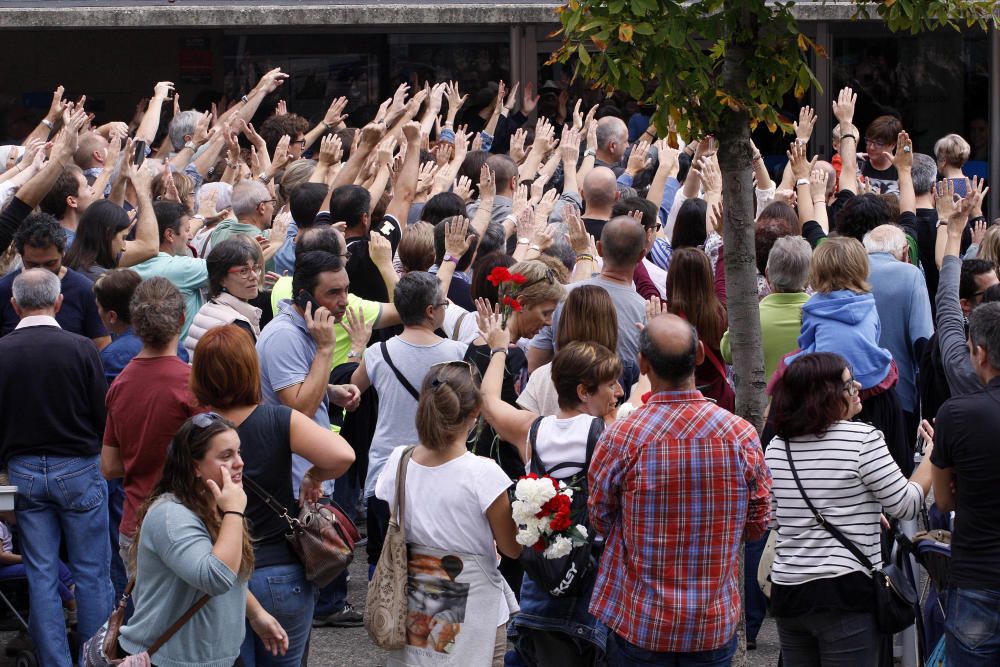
[634,22,655,35]
[577,45,591,65]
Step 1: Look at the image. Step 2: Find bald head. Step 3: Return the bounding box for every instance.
[583,166,618,213]
[74,131,109,170]
[596,117,628,161]
[815,160,836,198]
[639,314,702,387]
[600,215,647,268]
[863,224,907,260]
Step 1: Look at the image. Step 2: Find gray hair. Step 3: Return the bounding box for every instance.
[970,302,1000,371]
[863,224,907,258]
[595,117,627,151]
[393,271,442,326]
[911,153,937,196]
[766,235,811,293]
[231,180,271,218]
[168,110,202,151]
[12,268,61,311]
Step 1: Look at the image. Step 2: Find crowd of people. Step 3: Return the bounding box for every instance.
[0,65,997,667]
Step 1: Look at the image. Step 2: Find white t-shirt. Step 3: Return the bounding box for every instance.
[529,414,597,479]
[516,362,560,417]
[375,446,513,559]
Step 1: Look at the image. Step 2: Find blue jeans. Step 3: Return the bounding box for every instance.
[945,588,1000,666]
[239,562,315,666]
[8,455,113,667]
[607,632,736,666]
[106,477,129,600]
[743,532,768,642]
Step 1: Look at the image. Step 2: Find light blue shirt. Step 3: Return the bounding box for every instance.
[256,301,331,497]
[868,252,934,412]
[131,252,208,341]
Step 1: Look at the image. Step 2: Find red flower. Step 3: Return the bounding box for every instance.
[510,273,528,285]
[550,510,572,532]
[521,473,538,480]
[487,266,512,287]
[510,298,523,312]
[532,540,546,553]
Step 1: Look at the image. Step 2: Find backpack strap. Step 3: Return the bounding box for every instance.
[452,311,469,341]
[527,416,545,477]
[379,340,420,401]
[584,416,605,466]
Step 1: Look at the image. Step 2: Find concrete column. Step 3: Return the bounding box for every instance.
[990,25,999,217]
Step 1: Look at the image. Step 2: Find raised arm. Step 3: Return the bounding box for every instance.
[832,87,859,195]
[479,308,536,461]
[383,122,422,223]
[134,81,175,144]
[119,157,160,267]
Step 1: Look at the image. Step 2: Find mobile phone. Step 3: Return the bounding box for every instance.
[133,140,147,168]
[295,289,322,314]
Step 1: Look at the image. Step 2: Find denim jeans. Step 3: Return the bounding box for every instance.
[106,477,129,600]
[945,588,1000,666]
[8,454,113,667]
[239,561,315,666]
[606,632,736,666]
[743,532,768,642]
[776,610,879,666]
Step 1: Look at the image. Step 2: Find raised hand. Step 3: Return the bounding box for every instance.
[890,130,913,172]
[445,81,468,117]
[786,140,817,181]
[318,134,343,167]
[323,96,349,128]
[509,128,528,164]
[832,86,856,125]
[343,305,374,356]
[453,174,474,201]
[478,164,497,200]
[794,105,817,142]
[274,100,288,117]
[479,307,511,350]
[521,82,540,116]
[444,216,476,257]
[565,206,591,255]
[809,167,828,203]
[504,81,520,113]
[626,141,651,177]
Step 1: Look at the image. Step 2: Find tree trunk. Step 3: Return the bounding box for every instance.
[717,5,768,666]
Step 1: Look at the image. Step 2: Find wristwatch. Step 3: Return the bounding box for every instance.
[347,350,363,360]
[795,178,810,187]
[442,254,461,264]
[184,141,197,151]
[517,237,531,245]
[584,149,597,159]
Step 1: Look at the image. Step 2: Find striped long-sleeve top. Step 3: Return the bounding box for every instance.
[764,420,924,585]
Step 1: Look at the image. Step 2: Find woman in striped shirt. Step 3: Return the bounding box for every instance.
[765,352,934,666]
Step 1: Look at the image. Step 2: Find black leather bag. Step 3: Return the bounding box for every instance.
[785,444,916,635]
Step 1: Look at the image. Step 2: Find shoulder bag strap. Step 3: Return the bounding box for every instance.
[702,344,729,381]
[452,312,469,341]
[146,594,212,656]
[380,340,420,401]
[584,417,605,466]
[785,441,875,571]
[393,446,417,530]
[242,476,299,531]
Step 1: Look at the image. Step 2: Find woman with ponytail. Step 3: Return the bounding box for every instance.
[118,414,289,664]
[374,362,521,666]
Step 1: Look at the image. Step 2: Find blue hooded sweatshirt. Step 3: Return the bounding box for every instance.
[791,290,892,390]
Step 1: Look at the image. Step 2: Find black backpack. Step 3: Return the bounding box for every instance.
[518,416,604,598]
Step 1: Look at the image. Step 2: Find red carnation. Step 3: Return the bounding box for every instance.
[510,299,523,312]
[510,273,528,285]
[550,509,572,532]
[532,540,546,552]
[487,266,512,286]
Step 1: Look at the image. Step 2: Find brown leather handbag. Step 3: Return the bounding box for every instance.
[243,476,360,587]
[83,580,210,666]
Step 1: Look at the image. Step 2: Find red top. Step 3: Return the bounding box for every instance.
[104,356,203,536]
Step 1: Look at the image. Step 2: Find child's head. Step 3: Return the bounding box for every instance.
[831,124,842,153]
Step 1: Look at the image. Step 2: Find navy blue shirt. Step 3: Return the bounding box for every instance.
[99,328,190,385]
[0,267,107,339]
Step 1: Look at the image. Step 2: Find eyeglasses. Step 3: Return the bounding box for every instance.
[192,412,225,430]
[434,301,450,309]
[259,199,276,207]
[294,139,307,147]
[843,376,859,396]
[228,264,261,280]
[342,251,352,263]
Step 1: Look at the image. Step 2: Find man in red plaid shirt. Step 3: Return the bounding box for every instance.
[589,314,771,666]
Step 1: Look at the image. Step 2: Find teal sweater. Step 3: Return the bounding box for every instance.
[120,495,246,667]
[721,291,810,384]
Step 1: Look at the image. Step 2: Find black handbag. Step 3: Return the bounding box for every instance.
[785,443,917,635]
[518,416,604,598]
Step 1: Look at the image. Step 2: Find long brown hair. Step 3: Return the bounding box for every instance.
[556,284,618,352]
[666,247,727,348]
[130,415,254,578]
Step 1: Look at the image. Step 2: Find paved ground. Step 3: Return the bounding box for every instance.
[0,547,782,666]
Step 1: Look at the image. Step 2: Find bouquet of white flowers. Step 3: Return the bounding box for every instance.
[512,473,588,559]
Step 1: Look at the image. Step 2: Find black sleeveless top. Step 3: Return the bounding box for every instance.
[238,404,297,567]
